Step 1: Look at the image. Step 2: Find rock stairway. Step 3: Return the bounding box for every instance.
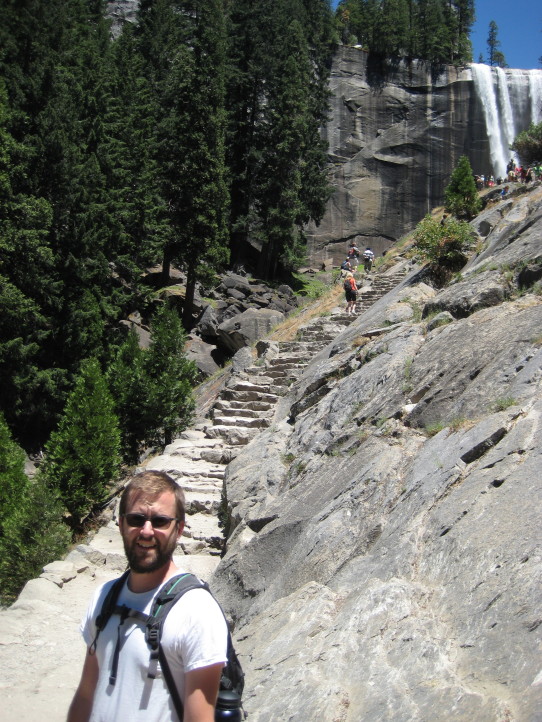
[355,271,405,313]
[143,268,409,573]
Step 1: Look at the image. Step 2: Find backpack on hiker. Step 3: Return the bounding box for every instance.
[91,571,246,720]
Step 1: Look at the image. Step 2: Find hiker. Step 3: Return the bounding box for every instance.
[340,258,352,280]
[67,471,228,722]
[347,243,360,270]
[344,271,358,315]
[362,247,375,273]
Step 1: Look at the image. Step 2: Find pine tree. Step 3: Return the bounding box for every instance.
[0,81,62,447]
[40,358,121,528]
[227,0,332,279]
[0,414,70,605]
[143,305,197,448]
[373,0,411,57]
[487,20,507,68]
[444,155,482,220]
[106,330,150,465]
[257,18,313,278]
[154,0,230,328]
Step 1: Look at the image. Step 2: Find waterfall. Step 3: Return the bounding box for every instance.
[528,70,542,124]
[470,64,542,178]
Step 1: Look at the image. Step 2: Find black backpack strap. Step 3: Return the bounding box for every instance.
[145,573,207,722]
[89,569,130,655]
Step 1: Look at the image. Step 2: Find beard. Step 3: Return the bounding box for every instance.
[123,527,179,574]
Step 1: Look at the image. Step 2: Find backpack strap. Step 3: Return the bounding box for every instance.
[145,573,207,722]
[89,569,130,655]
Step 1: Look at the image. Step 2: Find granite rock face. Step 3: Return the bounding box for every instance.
[307,47,501,266]
[213,188,542,721]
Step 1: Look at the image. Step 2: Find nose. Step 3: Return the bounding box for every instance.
[139,519,154,536]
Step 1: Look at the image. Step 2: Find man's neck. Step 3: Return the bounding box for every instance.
[127,560,179,593]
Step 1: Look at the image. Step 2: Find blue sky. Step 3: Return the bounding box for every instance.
[471,0,541,70]
[331,1,542,70]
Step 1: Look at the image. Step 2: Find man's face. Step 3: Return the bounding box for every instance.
[119,490,183,574]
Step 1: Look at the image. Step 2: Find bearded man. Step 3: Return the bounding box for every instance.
[68,471,227,722]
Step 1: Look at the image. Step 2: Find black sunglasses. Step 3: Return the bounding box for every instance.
[121,513,179,529]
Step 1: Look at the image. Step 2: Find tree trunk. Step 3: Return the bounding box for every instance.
[162,244,174,285]
[182,263,197,332]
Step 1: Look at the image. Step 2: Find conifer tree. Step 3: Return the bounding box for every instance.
[143,305,197,448]
[227,0,332,278]
[40,358,121,529]
[487,20,507,68]
[258,19,313,277]
[154,0,230,328]
[106,330,149,465]
[0,414,70,605]
[444,155,482,220]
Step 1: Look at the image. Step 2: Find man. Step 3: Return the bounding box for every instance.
[362,247,375,273]
[68,471,228,722]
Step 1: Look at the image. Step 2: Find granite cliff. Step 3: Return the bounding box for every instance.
[307,47,542,266]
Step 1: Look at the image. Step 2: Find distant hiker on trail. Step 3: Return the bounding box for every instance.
[362,247,375,273]
[347,243,360,270]
[343,272,358,316]
[340,258,352,280]
[68,471,228,722]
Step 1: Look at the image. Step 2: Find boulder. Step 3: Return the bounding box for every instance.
[217,308,285,354]
[185,335,221,378]
[422,271,508,319]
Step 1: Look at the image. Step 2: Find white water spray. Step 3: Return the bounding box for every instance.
[470,64,542,177]
[528,70,542,124]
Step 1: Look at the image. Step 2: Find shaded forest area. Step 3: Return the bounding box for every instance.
[0,0,334,454]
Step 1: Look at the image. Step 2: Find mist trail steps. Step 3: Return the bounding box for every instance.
[145,267,408,565]
[202,268,407,458]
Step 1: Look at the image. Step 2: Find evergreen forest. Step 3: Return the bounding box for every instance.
[336,0,475,64]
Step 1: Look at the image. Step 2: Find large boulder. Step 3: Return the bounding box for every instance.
[217,308,285,354]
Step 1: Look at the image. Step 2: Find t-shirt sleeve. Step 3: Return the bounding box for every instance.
[80,579,115,647]
[166,588,229,673]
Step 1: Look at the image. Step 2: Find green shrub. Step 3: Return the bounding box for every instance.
[492,396,518,412]
[511,122,542,166]
[0,475,71,605]
[413,214,474,273]
[0,415,71,605]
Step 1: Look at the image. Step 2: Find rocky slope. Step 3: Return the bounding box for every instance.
[213,186,542,721]
[1,187,541,721]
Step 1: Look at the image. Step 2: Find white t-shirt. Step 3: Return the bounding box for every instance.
[81,573,228,722]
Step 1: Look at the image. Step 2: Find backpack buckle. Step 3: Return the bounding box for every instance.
[145,625,160,650]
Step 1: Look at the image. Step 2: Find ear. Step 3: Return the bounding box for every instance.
[176,521,185,540]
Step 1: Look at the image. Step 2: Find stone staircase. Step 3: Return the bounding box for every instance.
[141,268,407,575]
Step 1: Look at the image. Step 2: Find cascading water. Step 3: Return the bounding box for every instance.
[470,63,542,178]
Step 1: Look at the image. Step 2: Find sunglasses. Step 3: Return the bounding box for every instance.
[121,513,179,529]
